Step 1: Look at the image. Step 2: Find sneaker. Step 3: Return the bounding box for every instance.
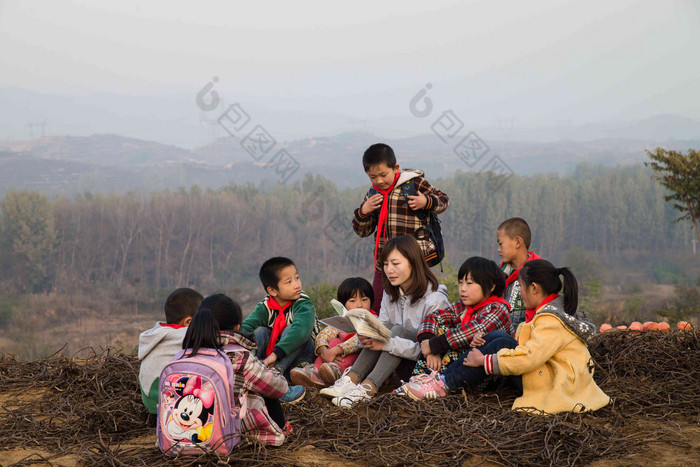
[318,362,343,386]
[393,373,429,396]
[404,371,447,401]
[290,365,326,389]
[332,382,374,408]
[319,368,356,398]
[281,385,306,404]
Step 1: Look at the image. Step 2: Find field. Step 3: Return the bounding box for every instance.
[0,329,698,467]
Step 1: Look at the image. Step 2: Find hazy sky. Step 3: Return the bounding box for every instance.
[1,0,699,128]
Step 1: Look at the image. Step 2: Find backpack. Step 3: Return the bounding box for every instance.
[157,345,246,456]
[368,179,445,268]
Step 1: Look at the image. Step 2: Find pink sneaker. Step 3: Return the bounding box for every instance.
[404,371,447,401]
[318,362,343,386]
[290,365,326,389]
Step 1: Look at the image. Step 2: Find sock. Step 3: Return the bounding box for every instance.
[440,374,449,389]
[348,371,361,385]
[361,380,378,396]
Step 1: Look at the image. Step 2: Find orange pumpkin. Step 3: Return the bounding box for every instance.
[677,321,692,330]
[628,322,643,333]
[657,322,670,332]
[599,323,612,333]
[616,325,627,331]
[642,321,659,331]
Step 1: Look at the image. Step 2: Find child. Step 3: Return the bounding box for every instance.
[242,257,320,380]
[181,294,297,446]
[497,218,540,331]
[406,257,511,387]
[138,287,203,414]
[406,260,611,414]
[320,235,450,408]
[290,277,376,388]
[352,143,449,312]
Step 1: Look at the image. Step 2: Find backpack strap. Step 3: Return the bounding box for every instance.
[400,179,429,225]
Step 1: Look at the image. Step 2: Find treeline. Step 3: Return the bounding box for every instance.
[0,164,694,295]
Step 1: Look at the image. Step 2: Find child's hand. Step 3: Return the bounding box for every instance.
[463,349,484,367]
[262,353,278,368]
[426,354,442,372]
[420,339,432,357]
[470,332,486,348]
[320,346,344,364]
[359,335,384,351]
[361,193,384,215]
[407,192,427,210]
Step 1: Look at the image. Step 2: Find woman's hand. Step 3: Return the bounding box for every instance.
[426,354,442,372]
[470,332,485,348]
[359,335,384,351]
[420,339,432,357]
[463,349,485,367]
[320,345,344,364]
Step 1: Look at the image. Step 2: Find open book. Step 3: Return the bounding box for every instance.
[320,299,392,343]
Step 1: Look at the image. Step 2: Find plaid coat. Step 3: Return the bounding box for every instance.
[417,300,512,354]
[220,331,289,446]
[352,169,449,269]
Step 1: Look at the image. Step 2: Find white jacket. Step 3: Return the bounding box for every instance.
[379,284,450,360]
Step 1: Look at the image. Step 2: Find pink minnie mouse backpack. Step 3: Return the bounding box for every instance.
[157,345,247,456]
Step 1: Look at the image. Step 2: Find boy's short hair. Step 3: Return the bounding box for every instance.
[259,256,296,292]
[362,143,397,172]
[498,217,531,249]
[164,287,203,324]
[458,257,506,298]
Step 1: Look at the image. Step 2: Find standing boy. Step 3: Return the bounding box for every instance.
[242,257,320,380]
[497,218,540,331]
[138,287,203,414]
[353,143,449,311]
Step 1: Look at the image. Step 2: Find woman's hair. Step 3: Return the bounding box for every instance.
[380,235,439,304]
[519,259,578,315]
[337,277,374,308]
[182,294,243,356]
[458,256,506,299]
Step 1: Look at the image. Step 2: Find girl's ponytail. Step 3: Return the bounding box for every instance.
[520,260,579,315]
[182,307,221,357]
[558,267,578,316]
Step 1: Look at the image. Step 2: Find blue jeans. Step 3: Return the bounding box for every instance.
[442,330,522,392]
[253,326,315,380]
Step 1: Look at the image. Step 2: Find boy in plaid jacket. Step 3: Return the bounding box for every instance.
[353,143,449,311]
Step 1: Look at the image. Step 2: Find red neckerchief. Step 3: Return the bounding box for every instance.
[340,308,378,341]
[462,296,510,324]
[373,172,401,269]
[160,323,185,329]
[266,297,293,357]
[502,252,541,286]
[525,293,559,323]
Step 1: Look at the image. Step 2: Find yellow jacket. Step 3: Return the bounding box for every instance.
[492,296,610,414]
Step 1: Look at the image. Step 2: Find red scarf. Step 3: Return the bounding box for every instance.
[525,293,559,323]
[265,297,293,357]
[160,323,185,329]
[502,252,541,286]
[372,172,401,269]
[462,296,510,324]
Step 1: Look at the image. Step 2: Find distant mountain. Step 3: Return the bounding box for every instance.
[0,131,698,196]
[0,134,194,166]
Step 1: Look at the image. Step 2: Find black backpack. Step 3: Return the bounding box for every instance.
[368,179,445,268]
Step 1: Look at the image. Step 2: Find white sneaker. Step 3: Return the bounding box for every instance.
[332,382,373,408]
[319,368,356,398]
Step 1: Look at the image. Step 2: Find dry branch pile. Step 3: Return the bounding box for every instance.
[1,330,698,466]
